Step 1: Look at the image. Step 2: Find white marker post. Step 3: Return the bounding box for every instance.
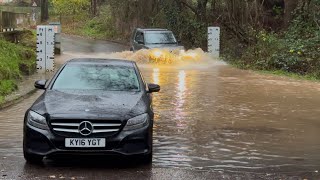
[208,27,220,58]
[32,2,37,23]
[36,25,55,73]
[45,26,55,71]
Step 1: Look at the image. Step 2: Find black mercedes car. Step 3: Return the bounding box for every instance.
[23,58,160,164]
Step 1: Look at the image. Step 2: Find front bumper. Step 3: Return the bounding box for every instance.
[24,123,152,157]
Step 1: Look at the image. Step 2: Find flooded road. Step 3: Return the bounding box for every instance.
[146,66,320,172]
[0,35,320,179]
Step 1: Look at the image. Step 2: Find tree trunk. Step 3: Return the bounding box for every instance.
[40,0,49,22]
[197,0,209,23]
[283,0,299,28]
[91,0,98,17]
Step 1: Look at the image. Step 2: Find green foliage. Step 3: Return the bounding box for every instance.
[0,80,17,96]
[79,18,117,39]
[0,38,36,103]
[51,0,90,16]
[163,2,207,49]
[53,4,120,41]
[229,2,320,79]
[79,5,119,39]
[81,18,106,38]
[0,40,23,80]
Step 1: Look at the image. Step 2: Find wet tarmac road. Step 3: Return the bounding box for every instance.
[1,35,320,179]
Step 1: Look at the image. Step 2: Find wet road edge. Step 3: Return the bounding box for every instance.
[61,33,130,47]
[0,88,37,110]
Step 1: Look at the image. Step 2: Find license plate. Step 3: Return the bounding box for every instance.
[65,138,106,148]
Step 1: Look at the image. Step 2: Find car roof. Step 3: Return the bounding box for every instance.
[67,58,135,67]
[137,28,169,32]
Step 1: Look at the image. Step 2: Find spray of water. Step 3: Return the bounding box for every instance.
[111,48,226,68]
[56,48,226,69]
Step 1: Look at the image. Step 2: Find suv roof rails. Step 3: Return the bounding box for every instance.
[137,28,169,31]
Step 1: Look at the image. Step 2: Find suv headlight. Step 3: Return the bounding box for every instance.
[123,113,149,131]
[27,111,49,130]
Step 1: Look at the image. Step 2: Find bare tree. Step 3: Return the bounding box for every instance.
[41,0,49,22]
[91,0,98,16]
[283,0,299,28]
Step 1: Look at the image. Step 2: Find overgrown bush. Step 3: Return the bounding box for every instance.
[0,39,36,103]
[52,4,120,41]
[227,2,320,79]
[79,5,119,40]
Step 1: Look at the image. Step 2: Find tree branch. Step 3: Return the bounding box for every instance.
[174,0,198,15]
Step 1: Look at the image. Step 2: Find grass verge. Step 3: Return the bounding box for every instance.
[0,32,36,104]
[258,70,320,82]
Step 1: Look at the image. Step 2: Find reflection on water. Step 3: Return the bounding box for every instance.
[144,64,320,172]
[176,71,186,109]
[174,70,187,129]
[152,68,160,85]
[177,70,186,100]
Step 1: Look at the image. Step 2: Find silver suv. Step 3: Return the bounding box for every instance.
[130,28,184,52]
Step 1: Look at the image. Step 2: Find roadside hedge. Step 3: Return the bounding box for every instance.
[0,37,36,103]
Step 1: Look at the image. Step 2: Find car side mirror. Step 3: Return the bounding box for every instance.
[34,80,47,90]
[148,83,160,93]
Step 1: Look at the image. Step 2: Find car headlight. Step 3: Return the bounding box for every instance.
[123,113,149,131]
[152,50,163,58]
[27,111,49,130]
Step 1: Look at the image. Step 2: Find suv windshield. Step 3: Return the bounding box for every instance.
[52,64,140,91]
[144,31,177,44]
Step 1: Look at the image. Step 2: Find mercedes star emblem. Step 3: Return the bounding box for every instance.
[78,121,94,136]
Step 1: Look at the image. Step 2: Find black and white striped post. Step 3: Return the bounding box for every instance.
[36,25,55,73]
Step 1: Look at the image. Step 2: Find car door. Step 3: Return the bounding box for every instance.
[133,31,145,51]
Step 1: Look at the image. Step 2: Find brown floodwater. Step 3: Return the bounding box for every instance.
[1,36,320,175]
[139,63,320,172]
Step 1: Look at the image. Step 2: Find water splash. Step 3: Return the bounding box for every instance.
[109,48,220,65]
[56,48,227,70]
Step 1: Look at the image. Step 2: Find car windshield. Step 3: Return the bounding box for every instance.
[52,64,140,91]
[144,32,177,44]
